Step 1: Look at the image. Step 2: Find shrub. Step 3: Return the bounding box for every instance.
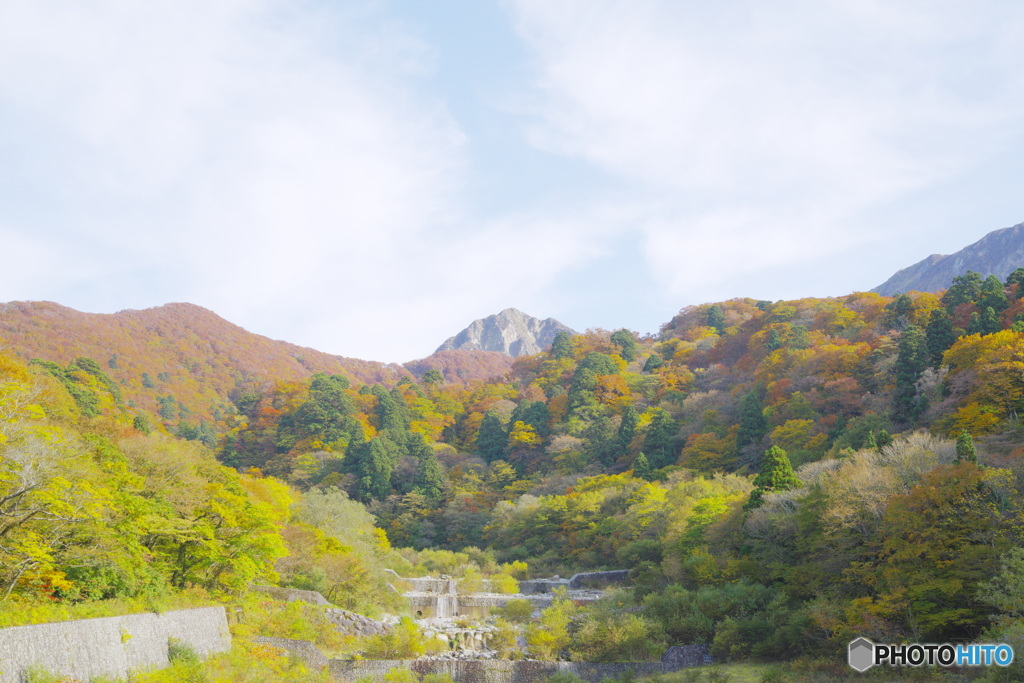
[363,617,439,659]
[569,613,666,662]
[496,598,535,623]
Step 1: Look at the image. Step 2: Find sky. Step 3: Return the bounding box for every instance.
[1,1,1023,362]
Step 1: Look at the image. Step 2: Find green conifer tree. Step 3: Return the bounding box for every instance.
[632,452,652,480]
[925,309,956,367]
[642,354,664,372]
[476,411,508,463]
[736,391,768,449]
[706,305,726,334]
[610,329,639,362]
[956,430,978,464]
[1006,268,1024,298]
[643,409,678,469]
[618,405,640,453]
[744,446,802,511]
[893,325,928,424]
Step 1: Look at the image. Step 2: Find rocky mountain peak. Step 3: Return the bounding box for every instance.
[435,308,575,357]
[872,221,1024,296]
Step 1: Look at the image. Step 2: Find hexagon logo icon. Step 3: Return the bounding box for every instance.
[848,637,875,672]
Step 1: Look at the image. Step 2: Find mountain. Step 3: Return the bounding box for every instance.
[435,308,576,357]
[0,301,412,425]
[404,349,514,383]
[872,220,1024,296]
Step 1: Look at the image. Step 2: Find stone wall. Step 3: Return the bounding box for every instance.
[0,606,231,683]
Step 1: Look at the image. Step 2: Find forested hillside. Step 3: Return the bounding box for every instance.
[0,302,511,441]
[210,272,1024,664]
[3,272,1024,672]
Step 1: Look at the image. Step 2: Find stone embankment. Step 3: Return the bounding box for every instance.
[0,606,231,683]
[326,608,389,637]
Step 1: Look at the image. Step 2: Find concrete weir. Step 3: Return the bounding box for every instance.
[400,574,611,619]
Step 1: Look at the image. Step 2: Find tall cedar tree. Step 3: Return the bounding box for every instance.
[644,409,678,470]
[736,391,768,449]
[618,405,640,453]
[956,431,978,464]
[744,445,802,511]
[410,433,449,500]
[893,325,928,424]
[632,452,652,480]
[925,309,956,367]
[477,411,508,463]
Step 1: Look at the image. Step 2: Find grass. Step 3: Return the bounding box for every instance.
[0,587,219,628]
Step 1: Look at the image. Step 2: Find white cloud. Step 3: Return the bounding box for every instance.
[508,0,1024,301]
[0,1,499,360]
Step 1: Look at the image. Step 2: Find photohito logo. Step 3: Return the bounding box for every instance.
[848,638,1014,671]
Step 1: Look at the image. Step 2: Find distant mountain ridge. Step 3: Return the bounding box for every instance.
[436,308,576,357]
[0,301,513,427]
[873,221,1024,296]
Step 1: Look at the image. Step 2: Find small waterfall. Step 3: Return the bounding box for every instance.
[434,577,459,619]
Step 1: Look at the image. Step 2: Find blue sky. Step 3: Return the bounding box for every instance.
[1,1,1023,361]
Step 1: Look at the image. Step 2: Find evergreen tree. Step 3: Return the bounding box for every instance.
[706,305,726,334]
[865,430,878,451]
[644,409,678,469]
[568,367,599,411]
[942,271,982,310]
[583,416,620,467]
[355,436,399,501]
[883,294,914,329]
[979,306,1002,335]
[618,405,640,453]
[610,329,639,362]
[550,331,575,359]
[510,401,551,439]
[736,391,767,449]
[422,368,444,385]
[744,446,801,511]
[876,429,893,450]
[410,434,449,501]
[925,309,956,367]
[642,354,664,372]
[893,325,928,424]
[632,452,652,480]
[476,411,508,463]
[764,329,783,351]
[956,431,978,464]
[979,274,1009,313]
[1006,268,1024,298]
[133,415,152,434]
[789,325,811,350]
[578,352,619,376]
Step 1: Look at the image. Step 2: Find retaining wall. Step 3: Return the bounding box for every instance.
[0,606,231,683]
